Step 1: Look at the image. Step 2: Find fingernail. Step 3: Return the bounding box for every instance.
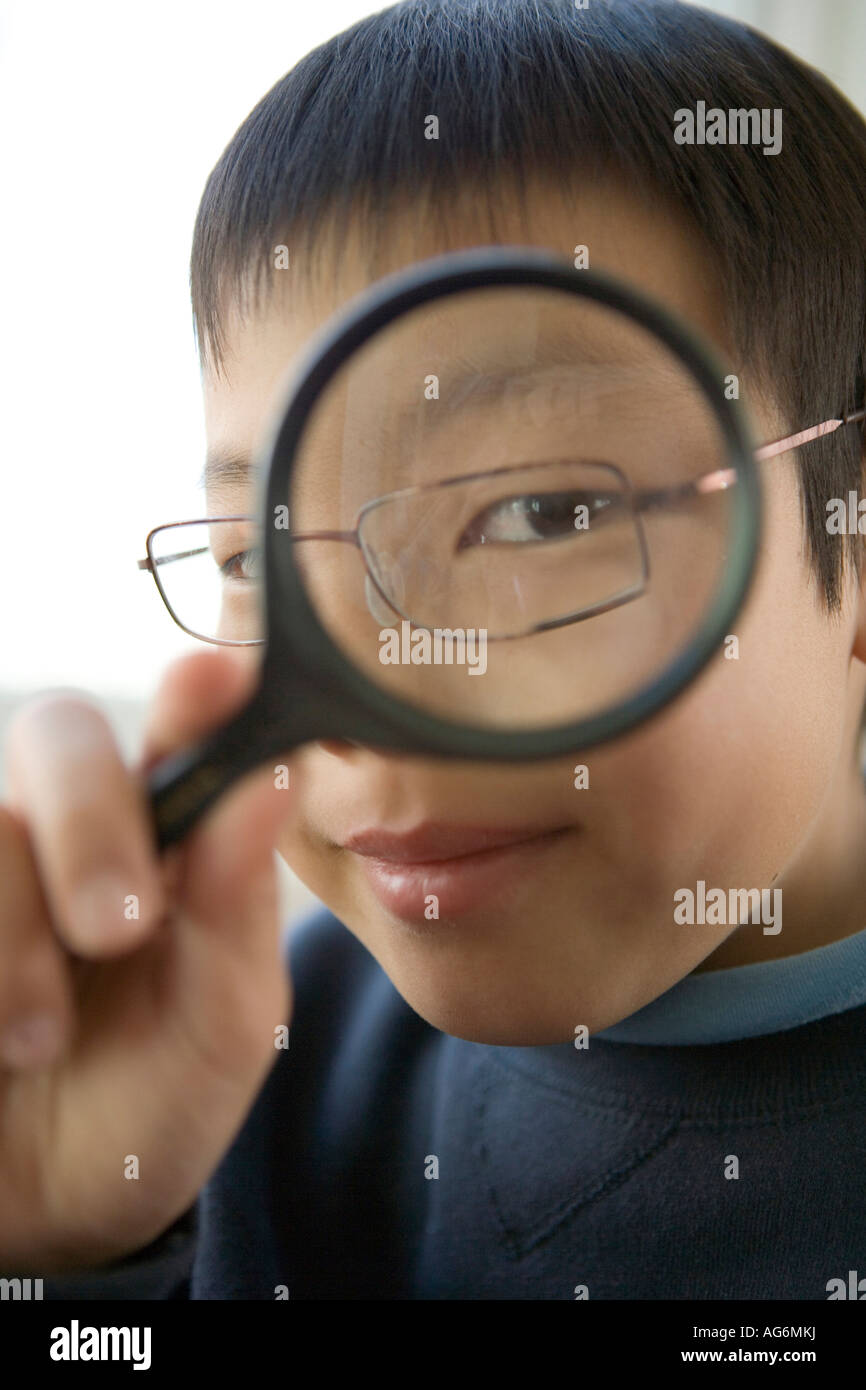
[1,1013,63,1069]
[70,873,142,948]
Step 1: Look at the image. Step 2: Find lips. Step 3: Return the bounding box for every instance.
[340,821,574,921]
[340,822,566,863]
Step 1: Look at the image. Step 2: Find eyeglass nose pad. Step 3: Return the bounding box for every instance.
[364,572,403,626]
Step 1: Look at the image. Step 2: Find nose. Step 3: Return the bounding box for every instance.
[317,738,361,757]
[315,738,431,764]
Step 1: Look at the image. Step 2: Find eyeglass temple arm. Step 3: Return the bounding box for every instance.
[137,531,361,570]
[637,404,866,511]
[754,405,866,461]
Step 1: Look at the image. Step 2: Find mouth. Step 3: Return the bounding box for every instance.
[339,821,574,920]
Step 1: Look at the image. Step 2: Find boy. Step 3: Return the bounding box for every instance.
[1,0,865,1298]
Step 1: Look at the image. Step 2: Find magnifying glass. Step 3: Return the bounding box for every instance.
[146,246,761,848]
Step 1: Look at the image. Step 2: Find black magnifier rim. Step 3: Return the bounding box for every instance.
[255,245,761,759]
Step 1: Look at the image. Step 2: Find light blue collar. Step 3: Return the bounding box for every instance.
[595,924,866,1045]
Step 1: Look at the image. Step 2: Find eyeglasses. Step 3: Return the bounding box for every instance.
[138,403,865,646]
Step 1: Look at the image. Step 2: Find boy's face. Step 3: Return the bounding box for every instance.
[203,180,866,1044]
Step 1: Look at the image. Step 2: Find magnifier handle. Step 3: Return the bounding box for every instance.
[145,695,303,851]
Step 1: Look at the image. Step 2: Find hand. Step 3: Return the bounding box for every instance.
[0,648,301,1273]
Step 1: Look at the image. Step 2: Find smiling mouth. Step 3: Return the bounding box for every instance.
[341,822,575,921]
[339,821,573,863]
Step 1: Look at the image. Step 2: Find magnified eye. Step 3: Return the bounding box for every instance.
[456,488,624,549]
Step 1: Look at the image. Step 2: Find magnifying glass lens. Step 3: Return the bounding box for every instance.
[283,285,736,731]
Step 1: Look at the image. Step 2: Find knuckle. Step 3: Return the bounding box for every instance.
[6,692,106,748]
[5,695,117,798]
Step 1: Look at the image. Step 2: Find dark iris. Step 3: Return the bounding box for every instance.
[219,547,262,581]
[457,490,621,549]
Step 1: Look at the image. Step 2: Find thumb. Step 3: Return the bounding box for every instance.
[138,644,305,921]
[138,647,260,774]
[158,749,305,1080]
[138,647,305,1040]
[178,753,303,940]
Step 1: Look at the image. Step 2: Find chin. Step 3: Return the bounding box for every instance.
[387,973,627,1046]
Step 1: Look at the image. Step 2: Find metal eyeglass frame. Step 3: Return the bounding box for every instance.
[138,402,866,646]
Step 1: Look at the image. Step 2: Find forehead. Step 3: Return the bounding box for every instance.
[202,178,731,488]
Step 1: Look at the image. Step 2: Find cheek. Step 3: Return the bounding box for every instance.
[601,483,850,877]
[275,771,333,870]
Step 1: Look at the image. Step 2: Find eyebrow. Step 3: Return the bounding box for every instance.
[437,355,678,419]
[200,447,256,495]
[430,318,689,401]
[201,332,699,494]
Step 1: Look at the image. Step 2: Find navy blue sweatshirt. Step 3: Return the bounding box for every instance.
[29,906,866,1299]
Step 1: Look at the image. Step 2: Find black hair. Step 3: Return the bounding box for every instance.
[190,0,866,613]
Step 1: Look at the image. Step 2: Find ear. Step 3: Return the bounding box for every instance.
[854,559,866,666]
[849,435,866,664]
